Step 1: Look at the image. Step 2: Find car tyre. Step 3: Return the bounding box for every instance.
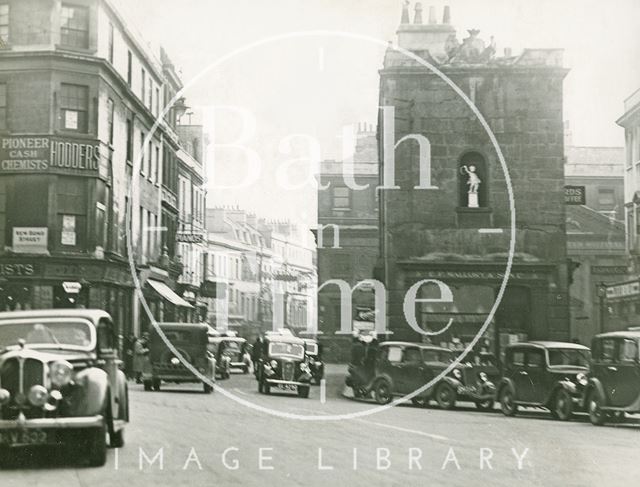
[374,379,392,405]
[298,385,310,398]
[588,391,606,426]
[475,399,494,411]
[435,382,456,410]
[499,387,518,416]
[552,389,573,421]
[203,383,213,394]
[143,380,152,391]
[152,379,161,391]
[86,421,108,467]
[412,396,428,407]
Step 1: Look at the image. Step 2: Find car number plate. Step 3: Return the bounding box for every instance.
[0,429,50,446]
[279,384,295,390]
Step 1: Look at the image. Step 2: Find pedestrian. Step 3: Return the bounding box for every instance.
[124,333,135,379]
[133,332,149,384]
[251,336,262,374]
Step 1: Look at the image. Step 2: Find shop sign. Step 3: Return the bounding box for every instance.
[61,215,76,246]
[12,227,48,254]
[0,136,100,176]
[407,269,547,282]
[176,232,205,244]
[62,281,82,293]
[0,263,36,276]
[565,185,586,205]
[606,281,640,300]
[592,266,627,275]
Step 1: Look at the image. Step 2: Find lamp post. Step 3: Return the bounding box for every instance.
[597,282,607,334]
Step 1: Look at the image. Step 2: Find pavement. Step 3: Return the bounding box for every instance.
[1,364,640,487]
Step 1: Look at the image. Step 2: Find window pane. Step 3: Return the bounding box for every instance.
[60,5,89,49]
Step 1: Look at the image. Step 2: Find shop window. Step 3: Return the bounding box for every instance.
[458,152,488,208]
[60,83,88,132]
[0,82,6,130]
[56,176,87,250]
[60,4,89,49]
[0,4,8,47]
[8,176,48,228]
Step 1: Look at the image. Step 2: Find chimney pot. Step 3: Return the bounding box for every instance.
[442,5,451,24]
[400,0,410,24]
[428,5,436,24]
[413,2,423,24]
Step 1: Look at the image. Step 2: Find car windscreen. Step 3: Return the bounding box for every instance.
[423,349,454,362]
[547,348,590,368]
[0,320,93,350]
[269,342,304,359]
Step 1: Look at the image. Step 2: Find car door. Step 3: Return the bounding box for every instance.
[611,338,640,407]
[399,347,425,394]
[381,345,404,392]
[97,318,120,417]
[507,347,530,401]
[522,348,546,403]
[597,337,619,405]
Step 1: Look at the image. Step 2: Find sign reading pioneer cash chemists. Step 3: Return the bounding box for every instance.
[0,136,101,176]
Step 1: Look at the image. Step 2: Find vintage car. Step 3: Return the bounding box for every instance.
[585,331,640,425]
[256,335,312,398]
[303,338,324,385]
[346,341,497,410]
[143,323,215,393]
[0,309,128,467]
[208,335,250,378]
[497,341,590,420]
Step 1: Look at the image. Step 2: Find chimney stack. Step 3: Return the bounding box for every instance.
[428,5,437,24]
[442,5,451,24]
[413,2,423,24]
[400,0,410,24]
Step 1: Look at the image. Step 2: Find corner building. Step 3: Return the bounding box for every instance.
[378,4,571,357]
[0,0,193,339]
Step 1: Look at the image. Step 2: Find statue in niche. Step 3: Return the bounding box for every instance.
[460,164,481,207]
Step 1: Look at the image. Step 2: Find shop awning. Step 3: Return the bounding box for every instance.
[147,279,194,308]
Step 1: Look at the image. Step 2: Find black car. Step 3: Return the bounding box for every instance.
[585,331,640,426]
[256,335,312,398]
[303,338,324,385]
[347,341,496,410]
[497,341,590,420]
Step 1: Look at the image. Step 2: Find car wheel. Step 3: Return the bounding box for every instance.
[374,379,392,405]
[353,387,365,399]
[152,379,161,391]
[298,385,310,398]
[552,389,573,421]
[435,383,456,410]
[264,381,271,395]
[203,383,213,394]
[143,380,152,392]
[588,391,606,426]
[86,421,108,467]
[475,399,494,411]
[110,427,125,448]
[500,387,518,416]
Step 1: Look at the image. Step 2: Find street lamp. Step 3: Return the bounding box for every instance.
[597,282,607,334]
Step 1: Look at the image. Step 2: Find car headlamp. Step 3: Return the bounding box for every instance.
[171,357,180,365]
[453,369,462,380]
[479,372,488,382]
[270,360,278,369]
[300,362,310,372]
[49,360,73,387]
[0,388,10,405]
[28,385,49,407]
[576,372,588,386]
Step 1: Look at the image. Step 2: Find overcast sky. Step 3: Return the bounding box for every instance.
[118,0,640,225]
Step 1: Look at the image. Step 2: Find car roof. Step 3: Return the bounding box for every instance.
[507,341,590,351]
[381,341,452,353]
[265,335,305,344]
[595,331,640,339]
[0,309,111,324]
[209,336,246,342]
[155,323,209,332]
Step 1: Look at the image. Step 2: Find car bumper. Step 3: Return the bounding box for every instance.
[0,414,104,430]
[266,379,310,387]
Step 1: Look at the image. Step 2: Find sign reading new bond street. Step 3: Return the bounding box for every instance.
[0,135,101,176]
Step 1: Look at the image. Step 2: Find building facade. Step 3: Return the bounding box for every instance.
[204,207,316,341]
[377,4,570,360]
[0,0,200,345]
[316,125,379,361]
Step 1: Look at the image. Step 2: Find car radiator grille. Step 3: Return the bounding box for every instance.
[0,357,45,419]
[283,362,295,381]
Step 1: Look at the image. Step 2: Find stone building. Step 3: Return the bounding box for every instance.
[316,125,379,361]
[0,0,197,341]
[377,3,570,359]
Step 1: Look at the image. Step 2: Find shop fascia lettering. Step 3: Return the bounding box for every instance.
[0,263,35,276]
[0,136,100,172]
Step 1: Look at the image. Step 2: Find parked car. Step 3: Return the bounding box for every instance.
[0,309,128,467]
[497,341,590,420]
[347,341,497,410]
[143,323,215,393]
[303,338,324,385]
[585,331,640,425]
[208,336,250,377]
[256,334,312,398]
